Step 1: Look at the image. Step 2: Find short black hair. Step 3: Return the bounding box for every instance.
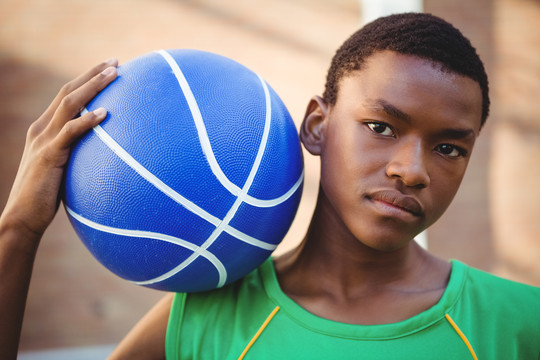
[323,12,490,126]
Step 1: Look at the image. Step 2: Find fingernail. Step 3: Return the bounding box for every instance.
[101,66,116,76]
[93,107,107,118]
[105,57,118,66]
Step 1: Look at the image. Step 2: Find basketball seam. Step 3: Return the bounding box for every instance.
[156,49,303,207]
[84,111,278,251]
[77,108,278,287]
[155,50,273,287]
[71,51,302,289]
[65,206,226,283]
[156,50,243,196]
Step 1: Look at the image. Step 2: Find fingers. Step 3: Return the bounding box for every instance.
[49,63,118,133]
[33,58,118,133]
[64,57,118,97]
[0,59,119,240]
[52,107,108,151]
[21,58,119,173]
[52,58,118,115]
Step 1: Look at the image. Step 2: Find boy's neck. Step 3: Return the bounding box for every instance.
[275,229,435,295]
[273,195,451,325]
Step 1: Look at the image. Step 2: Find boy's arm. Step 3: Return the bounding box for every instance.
[108,293,173,360]
[0,59,118,359]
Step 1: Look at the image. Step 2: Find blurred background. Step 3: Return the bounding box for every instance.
[0,0,539,357]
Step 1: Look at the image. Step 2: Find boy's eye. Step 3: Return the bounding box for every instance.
[366,122,394,137]
[435,144,466,158]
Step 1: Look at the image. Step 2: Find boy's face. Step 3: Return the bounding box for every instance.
[305,50,483,251]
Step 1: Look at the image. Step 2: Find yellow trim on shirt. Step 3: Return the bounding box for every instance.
[238,306,281,360]
[445,313,478,360]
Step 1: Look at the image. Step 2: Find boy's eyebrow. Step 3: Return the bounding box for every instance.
[365,98,476,140]
[365,99,412,123]
[437,128,476,140]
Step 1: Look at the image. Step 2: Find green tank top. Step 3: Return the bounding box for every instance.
[166,259,540,359]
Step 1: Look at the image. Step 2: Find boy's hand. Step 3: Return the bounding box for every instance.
[0,58,119,360]
[1,58,118,243]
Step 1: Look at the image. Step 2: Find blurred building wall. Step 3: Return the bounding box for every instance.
[0,0,538,353]
[490,0,540,285]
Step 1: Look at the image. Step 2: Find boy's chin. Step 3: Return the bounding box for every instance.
[351,226,425,253]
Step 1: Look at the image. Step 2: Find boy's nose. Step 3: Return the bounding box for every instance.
[385,139,430,189]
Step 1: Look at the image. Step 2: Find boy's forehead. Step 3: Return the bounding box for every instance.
[340,50,451,85]
[332,51,484,132]
[336,50,476,99]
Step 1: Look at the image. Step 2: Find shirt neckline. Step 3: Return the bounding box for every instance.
[260,258,467,340]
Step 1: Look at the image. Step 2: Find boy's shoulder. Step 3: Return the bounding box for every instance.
[451,261,540,358]
[461,260,540,297]
[455,260,540,319]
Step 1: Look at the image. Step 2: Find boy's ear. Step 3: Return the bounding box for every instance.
[300,96,328,156]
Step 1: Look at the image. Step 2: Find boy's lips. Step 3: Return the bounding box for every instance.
[366,190,424,217]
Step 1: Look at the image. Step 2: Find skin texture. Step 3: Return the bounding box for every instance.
[110,293,172,360]
[0,50,483,358]
[315,51,482,253]
[274,50,483,324]
[0,59,120,359]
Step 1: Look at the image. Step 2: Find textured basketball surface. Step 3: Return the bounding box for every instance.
[64,49,304,292]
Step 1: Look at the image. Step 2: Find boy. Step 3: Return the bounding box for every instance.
[1,12,539,360]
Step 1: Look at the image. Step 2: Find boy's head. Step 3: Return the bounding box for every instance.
[300,13,486,250]
[323,12,490,127]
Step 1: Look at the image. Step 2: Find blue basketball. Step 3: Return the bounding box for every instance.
[64,49,303,292]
